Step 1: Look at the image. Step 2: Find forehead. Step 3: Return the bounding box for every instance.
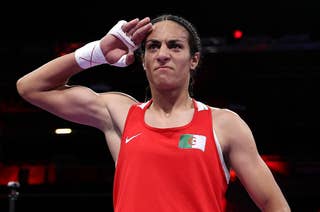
[147,20,189,41]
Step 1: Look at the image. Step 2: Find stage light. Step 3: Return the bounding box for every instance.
[233,29,243,40]
[55,128,72,134]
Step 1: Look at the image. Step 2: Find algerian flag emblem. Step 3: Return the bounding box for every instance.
[178,134,206,152]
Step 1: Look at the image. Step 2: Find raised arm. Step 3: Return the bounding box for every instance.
[16,17,153,131]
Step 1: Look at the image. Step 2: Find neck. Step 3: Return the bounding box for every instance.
[145,92,195,128]
[150,91,193,116]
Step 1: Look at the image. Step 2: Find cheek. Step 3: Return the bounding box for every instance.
[142,54,153,69]
[143,62,152,72]
[176,57,193,71]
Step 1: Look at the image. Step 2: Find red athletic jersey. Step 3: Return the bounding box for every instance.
[113,99,230,212]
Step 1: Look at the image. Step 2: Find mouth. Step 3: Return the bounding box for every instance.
[155,66,172,71]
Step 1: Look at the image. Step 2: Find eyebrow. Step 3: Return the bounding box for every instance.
[145,38,186,44]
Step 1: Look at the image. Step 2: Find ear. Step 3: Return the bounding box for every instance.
[142,62,146,70]
[190,52,200,70]
[141,57,147,70]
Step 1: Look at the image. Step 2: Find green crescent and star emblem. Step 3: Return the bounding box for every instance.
[178,134,206,152]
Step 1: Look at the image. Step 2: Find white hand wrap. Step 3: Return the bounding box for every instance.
[107,20,139,51]
[74,20,138,69]
[74,40,107,69]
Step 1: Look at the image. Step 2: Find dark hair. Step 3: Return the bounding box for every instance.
[140,14,202,58]
[138,14,202,101]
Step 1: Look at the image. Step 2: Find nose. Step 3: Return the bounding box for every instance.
[156,45,170,64]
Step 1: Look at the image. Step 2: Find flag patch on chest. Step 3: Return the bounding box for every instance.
[178,134,206,152]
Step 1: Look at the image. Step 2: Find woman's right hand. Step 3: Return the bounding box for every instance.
[100,17,153,66]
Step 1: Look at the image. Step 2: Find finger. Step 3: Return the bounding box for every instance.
[125,52,135,65]
[127,17,151,36]
[135,17,151,30]
[131,23,153,44]
[122,18,139,33]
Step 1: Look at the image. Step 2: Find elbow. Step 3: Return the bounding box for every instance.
[16,77,33,100]
[16,77,26,97]
[16,77,25,97]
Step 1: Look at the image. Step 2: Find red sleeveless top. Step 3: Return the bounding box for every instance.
[113,99,229,212]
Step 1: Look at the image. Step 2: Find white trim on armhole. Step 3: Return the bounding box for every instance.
[213,129,230,184]
[138,101,149,109]
[195,101,230,184]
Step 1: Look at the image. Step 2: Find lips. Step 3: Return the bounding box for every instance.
[155,66,172,71]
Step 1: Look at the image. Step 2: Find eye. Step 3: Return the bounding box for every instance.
[150,44,159,49]
[168,41,183,50]
[146,42,160,51]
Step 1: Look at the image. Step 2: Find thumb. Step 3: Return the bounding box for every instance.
[125,52,135,65]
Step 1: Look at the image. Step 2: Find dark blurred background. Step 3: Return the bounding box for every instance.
[1,1,320,211]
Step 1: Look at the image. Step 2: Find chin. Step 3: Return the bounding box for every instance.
[157,82,176,91]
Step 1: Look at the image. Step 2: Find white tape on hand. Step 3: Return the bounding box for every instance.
[107,20,139,51]
[74,20,139,69]
[74,40,107,69]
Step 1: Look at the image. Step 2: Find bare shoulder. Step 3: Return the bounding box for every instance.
[209,106,243,126]
[208,106,253,150]
[209,106,251,133]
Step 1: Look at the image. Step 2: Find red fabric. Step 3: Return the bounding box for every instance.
[113,99,228,212]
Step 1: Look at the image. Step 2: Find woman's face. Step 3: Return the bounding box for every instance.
[142,20,199,92]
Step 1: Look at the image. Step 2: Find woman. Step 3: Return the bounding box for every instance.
[16,14,290,211]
